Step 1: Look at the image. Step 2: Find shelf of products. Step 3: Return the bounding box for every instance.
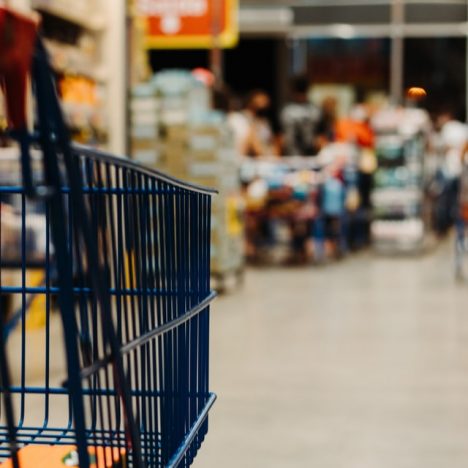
[31,0,105,31]
[240,144,372,264]
[371,107,430,253]
[30,0,109,147]
[131,70,245,286]
[44,39,106,82]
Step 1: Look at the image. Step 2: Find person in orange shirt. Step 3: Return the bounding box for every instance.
[335,104,374,148]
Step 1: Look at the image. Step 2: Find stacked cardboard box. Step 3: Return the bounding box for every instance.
[159,119,244,278]
[130,71,245,279]
[210,192,245,275]
[131,85,161,166]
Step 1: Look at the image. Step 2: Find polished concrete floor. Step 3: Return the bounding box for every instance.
[4,238,468,467]
[194,239,468,468]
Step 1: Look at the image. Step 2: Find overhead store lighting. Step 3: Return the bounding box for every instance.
[329,23,356,39]
[239,7,293,33]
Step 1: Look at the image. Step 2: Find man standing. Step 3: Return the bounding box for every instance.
[281,76,321,156]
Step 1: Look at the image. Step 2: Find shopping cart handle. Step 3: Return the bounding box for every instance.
[0,8,37,130]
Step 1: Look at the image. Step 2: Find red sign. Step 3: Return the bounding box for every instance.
[136,0,238,49]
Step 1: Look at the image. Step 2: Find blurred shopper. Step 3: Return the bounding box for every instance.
[228,89,278,157]
[457,135,468,227]
[435,111,468,234]
[335,104,374,148]
[280,75,321,156]
[321,166,347,258]
[336,104,376,246]
[438,111,467,179]
[316,96,338,150]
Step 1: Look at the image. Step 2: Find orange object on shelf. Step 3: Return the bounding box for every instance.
[407,87,427,100]
[0,445,127,468]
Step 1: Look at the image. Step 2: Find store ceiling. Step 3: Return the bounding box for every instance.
[240,0,466,5]
[239,0,468,37]
[240,0,376,4]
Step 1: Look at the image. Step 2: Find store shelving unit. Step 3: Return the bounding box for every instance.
[130,71,245,291]
[31,0,105,30]
[371,132,426,253]
[30,0,111,148]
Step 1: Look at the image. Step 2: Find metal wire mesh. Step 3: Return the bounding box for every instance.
[0,145,216,467]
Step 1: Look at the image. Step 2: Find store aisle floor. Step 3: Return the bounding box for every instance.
[194,239,468,468]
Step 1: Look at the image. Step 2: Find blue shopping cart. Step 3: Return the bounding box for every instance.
[0,8,216,468]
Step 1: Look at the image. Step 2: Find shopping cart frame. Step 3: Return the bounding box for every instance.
[0,144,218,467]
[0,20,218,466]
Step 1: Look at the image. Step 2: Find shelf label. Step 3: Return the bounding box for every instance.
[136,0,238,49]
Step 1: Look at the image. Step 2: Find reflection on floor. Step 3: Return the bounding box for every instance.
[195,238,468,468]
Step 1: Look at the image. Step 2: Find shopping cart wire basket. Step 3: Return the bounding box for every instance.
[0,8,216,468]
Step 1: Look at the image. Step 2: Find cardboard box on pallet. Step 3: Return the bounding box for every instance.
[131,86,158,112]
[189,131,222,152]
[163,150,190,174]
[132,137,157,149]
[211,244,244,274]
[214,223,244,248]
[213,229,243,246]
[210,192,243,216]
[131,139,161,166]
[164,124,190,142]
[131,106,159,124]
[130,86,160,163]
[130,98,159,114]
[161,165,188,180]
[163,140,188,155]
[179,176,239,196]
[188,161,223,178]
[160,106,189,125]
[164,149,238,171]
[192,132,234,152]
[131,124,158,140]
[214,240,244,270]
[133,149,161,166]
[187,149,218,162]
[190,118,232,134]
[211,196,245,238]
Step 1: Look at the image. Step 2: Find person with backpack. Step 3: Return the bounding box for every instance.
[281,76,321,156]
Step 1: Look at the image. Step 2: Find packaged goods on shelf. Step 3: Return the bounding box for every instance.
[211,193,245,275]
[44,36,103,81]
[30,0,109,148]
[59,76,108,145]
[371,107,429,253]
[158,117,244,282]
[131,84,160,165]
[240,143,371,264]
[371,219,425,252]
[31,0,104,31]
[130,70,244,284]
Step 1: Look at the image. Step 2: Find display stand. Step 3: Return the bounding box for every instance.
[30,0,117,149]
[371,132,426,253]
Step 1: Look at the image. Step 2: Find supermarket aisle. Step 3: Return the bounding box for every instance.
[195,239,468,468]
